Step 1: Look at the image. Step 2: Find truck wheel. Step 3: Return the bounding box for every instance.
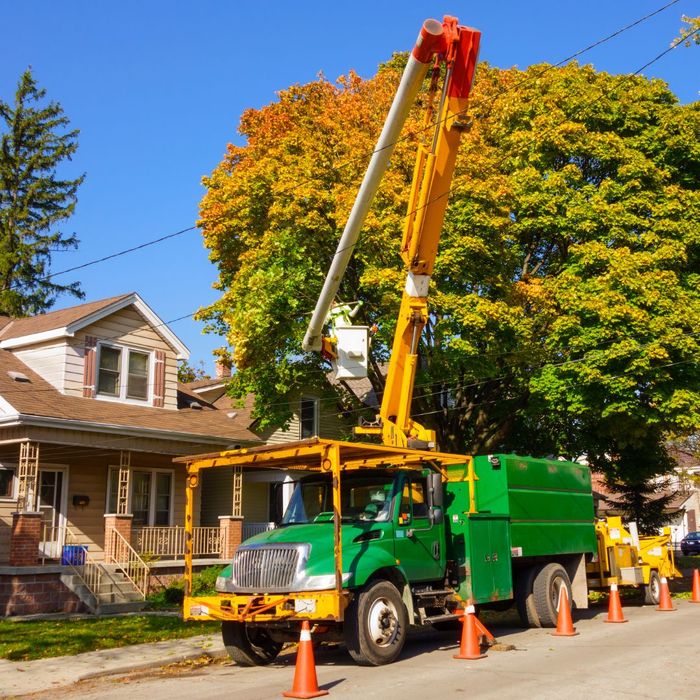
[644,570,661,605]
[344,580,408,666]
[532,563,572,628]
[222,622,283,666]
[514,566,540,628]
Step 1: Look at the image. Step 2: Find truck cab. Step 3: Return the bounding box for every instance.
[217,469,446,597]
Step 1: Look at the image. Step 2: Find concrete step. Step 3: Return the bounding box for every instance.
[96,600,148,615]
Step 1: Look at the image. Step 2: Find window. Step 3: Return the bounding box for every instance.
[97,344,151,402]
[399,478,429,523]
[0,466,16,499]
[107,468,173,526]
[300,397,318,439]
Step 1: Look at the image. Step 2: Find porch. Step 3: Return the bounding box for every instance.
[1,438,281,615]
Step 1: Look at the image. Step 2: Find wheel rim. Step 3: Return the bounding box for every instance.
[367,595,399,647]
[550,575,567,610]
[650,575,660,602]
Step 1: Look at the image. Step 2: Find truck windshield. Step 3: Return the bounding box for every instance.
[281,474,395,525]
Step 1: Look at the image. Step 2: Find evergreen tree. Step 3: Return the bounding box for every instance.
[0,68,84,316]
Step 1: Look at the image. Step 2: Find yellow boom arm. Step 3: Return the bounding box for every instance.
[358,19,481,448]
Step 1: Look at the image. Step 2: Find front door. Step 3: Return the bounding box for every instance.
[38,468,67,559]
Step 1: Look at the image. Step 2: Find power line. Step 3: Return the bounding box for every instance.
[41,226,197,282]
[320,18,698,267]
[14,1,677,290]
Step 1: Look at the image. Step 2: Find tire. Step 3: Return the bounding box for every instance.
[344,580,408,666]
[514,566,539,628]
[532,563,572,628]
[222,621,283,666]
[644,570,661,606]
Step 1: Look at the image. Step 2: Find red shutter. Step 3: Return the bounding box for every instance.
[82,336,97,398]
[153,350,166,407]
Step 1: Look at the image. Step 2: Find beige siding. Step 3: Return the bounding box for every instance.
[242,482,270,522]
[258,394,349,443]
[262,413,301,444]
[64,464,108,557]
[199,471,271,527]
[65,307,179,409]
[199,469,231,527]
[13,341,69,392]
[0,500,16,564]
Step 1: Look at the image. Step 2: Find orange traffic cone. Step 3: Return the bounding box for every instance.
[604,583,628,623]
[656,576,676,612]
[453,605,487,660]
[283,621,328,699]
[690,569,700,604]
[551,585,578,636]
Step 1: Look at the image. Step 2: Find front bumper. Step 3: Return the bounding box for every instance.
[184,590,351,623]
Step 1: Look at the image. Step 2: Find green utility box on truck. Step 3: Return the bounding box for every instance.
[178,439,596,667]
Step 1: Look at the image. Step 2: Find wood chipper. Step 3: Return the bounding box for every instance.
[586,516,681,604]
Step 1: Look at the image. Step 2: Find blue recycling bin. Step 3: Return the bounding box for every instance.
[61,545,86,566]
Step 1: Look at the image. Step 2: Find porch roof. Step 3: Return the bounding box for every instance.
[175,437,471,473]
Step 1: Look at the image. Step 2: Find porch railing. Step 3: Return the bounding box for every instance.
[132,526,223,559]
[61,527,137,609]
[243,521,276,540]
[105,528,149,598]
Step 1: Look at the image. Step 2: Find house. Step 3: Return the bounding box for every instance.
[0,293,350,616]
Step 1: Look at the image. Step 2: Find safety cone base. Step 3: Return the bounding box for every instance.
[690,570,700,603]
[604,618,628,623]
[453,650,487,660]
[283,691,329,699]
[656,606,677,612]
[551,629,579,636]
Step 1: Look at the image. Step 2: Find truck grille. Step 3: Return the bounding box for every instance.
[232,545,303,591]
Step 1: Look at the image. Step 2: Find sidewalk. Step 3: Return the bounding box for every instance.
[1,633,226,698]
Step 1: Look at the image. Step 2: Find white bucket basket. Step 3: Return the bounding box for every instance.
[333,326,369,380]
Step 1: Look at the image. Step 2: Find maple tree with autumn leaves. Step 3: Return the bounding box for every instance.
[198,54,700,525]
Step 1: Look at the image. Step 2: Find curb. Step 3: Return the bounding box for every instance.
[76,648,228,682]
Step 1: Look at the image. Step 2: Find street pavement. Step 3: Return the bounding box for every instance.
[3,600,700,699]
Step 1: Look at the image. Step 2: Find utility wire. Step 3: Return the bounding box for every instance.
[10,1,679,289]
[319,20,698,267]
[40,226,197,282]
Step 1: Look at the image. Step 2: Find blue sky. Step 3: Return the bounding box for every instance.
[1,1,698,372]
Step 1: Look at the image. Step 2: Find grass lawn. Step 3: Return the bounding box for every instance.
[0,615,220,662]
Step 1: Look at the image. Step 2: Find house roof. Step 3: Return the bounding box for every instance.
[0,293,189,359]
[591,471,694,514]
[0,295,131,341]
[0,349,259,446]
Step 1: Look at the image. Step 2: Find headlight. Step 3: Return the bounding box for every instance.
[215,575,228,592]
[301,573,352,590]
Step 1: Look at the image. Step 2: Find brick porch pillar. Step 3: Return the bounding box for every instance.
[219,515,244,560]
[104,514,133,562]
[10,512,43,566]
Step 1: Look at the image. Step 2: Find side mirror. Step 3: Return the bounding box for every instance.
[427,472,444,525]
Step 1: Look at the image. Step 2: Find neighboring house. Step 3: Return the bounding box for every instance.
[0,292,351,616]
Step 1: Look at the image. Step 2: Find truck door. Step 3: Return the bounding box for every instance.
[394,473,445,582]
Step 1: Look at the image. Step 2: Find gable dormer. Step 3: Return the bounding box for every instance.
[0,293,189,410]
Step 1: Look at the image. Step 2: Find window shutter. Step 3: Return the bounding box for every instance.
[153,350,166,407]
[82,336,97,398]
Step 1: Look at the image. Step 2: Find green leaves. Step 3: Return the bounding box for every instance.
[199,58,700,484]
